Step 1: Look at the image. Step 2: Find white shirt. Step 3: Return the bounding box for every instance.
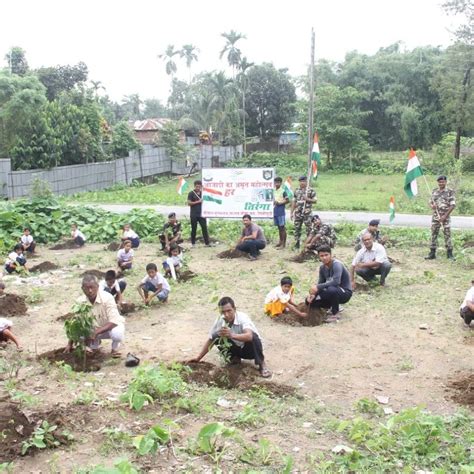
[77,291,125,327]
[99,279,121,294]
[117,248,134,262]
[123,229,138,239]
[21,235,33,245]
[72,229,86,241]
[461,286,474,310]
[166,255,183,268]
[352,242,388,266]
[208,311,261,348]
[6,251,22,265]
[141,272,170,292]
[0,318,13,332]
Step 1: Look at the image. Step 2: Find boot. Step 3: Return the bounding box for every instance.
[425,249,436,260]
[447,249,455,260]
[293,240,300,250]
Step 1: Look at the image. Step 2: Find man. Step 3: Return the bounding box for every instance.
[66,274,125,357]
[159,212,182,251]
[354,219,387,251]
[187,180,211,247]
[425,175,456,260]
[236,214,266,261]
[291,176,317,249]
[273,177,289,249]
[189,296,271,378]
[351,233,392,287]
[304,214,337,251]
[306,245,352,323]
[460,279,474,327]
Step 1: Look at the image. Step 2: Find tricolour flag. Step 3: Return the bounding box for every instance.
[203,187,223,205]
[283,177,294,199]
[311,132,321,178]
[177,177,189,195]
[403,149,423,198]
[389,196,395,223]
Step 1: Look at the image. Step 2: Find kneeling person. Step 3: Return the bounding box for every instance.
[189,296,271,378]
[137,263,170,305]
[460,279,474,327]
[99,270,127,308]
[306,245,353,322]
[304,214,337,251]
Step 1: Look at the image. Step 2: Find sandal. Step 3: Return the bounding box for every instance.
[259,367,272,378]
[111,351,122,358]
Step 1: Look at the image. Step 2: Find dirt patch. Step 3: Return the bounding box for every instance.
[29,261,59,273]
[49,240,78,250]
[463,240,474,249]
[56,312,73,322]
[182,361,297,397]
[272,303,326,327]
[178,270,197,282]
[0,294,28,317]
[187,237,219,244]
[38,347,109,372]
[463,336,474,346]
[217,249,248,259]
[106,242,121,251]
[354,282,371,293]
[447,373,474,407]
[289,251,317,263]
[0,402,35,461]
[120,302,136,314]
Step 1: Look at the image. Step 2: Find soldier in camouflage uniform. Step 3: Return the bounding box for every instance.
[425,175,456,260]
[291,176,317,249]
[304,214,337,250]
[354,219,387,251]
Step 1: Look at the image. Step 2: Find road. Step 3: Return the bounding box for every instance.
[92,204,474,229]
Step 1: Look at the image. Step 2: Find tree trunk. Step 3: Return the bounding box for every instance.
[454,65,472,160]
[242,89,246,156]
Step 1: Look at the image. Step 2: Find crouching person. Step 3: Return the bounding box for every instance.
[460,279,474,327]
[66,275,125,358]
[188,296,271,378]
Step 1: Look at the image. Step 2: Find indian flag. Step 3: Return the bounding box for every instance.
[403,148,423,198]
[177,177,189,195]
[311,132,321,178]
[389,196,395,223]
[203,187,223,205]
[283,177,294,199]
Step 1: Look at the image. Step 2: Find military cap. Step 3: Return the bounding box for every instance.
[437,175,447,181]
[369,219,380,226]
[298,176,307,181]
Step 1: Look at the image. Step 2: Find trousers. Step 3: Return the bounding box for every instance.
[310,286,352,315]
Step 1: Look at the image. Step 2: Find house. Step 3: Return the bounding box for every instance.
[129,118,186,145]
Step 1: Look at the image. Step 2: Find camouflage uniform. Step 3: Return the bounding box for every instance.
[308,221,337,248]
[354,228,383,251]
[293,187,317,243]
[430,188,456,250]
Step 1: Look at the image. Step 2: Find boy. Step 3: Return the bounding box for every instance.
[99,270,127,308]
[71,223,86,247]
[20,228,36,253]
[117,240,134,270]
[460,279,474,327]
[4,244,28,274]
[137,263,170,305]
[0,317,22,351]
[121,224,140,248]
[159,212,182,251]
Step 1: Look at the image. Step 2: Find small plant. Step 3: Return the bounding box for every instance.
[100,427,133,455]
[9,389,38,407]
[355,398,383,416]
[25,288,44,304]
[0,350,26,380]
[189,422,236,464]
[74,388,98,406]
[21,421,60,455]
[133,423,170,456]
[76,457,139,474]
[234,404,266,427]
[65,302,95,369]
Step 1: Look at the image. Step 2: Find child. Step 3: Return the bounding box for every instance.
[163,244,183,280]
[460,279,474,327]
[117,240,134,270]
[137,263,170,306]
[121,224,140,248]
[71,223,86,247]
[20,228,36,253]
[264,277,307,318]
[159,212,182,251]
[99,270,127,307]
[4,244,28,274]
[0,317,22,351]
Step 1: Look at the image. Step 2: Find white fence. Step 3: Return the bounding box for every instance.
[0,144,242,199]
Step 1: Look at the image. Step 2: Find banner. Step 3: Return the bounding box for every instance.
[201,168,275,218]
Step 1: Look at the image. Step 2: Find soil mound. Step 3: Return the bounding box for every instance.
[182,361,297,397]
[289,251,317,263]
[38,347,109,372]
[107,242,121,251]
[272,303,325,327]
[178,270,197,282]
[50,240,78,250]
[0,294,28,317]
[120,302,136,314]
[448,373,474,407]
[30,261,59,273]
[217,249,247,259]
[0,402,34,461]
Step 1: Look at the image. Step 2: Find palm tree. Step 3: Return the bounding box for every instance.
[220,30,246,77]
[158,45,179,79]
[90,80,105,100]
[180,44,199,84]
[237,57,254,155]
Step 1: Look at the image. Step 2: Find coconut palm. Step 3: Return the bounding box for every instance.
[220,30,246,77]
[180,44,199,83]
[158,45,179,79]
[237,57,254,155]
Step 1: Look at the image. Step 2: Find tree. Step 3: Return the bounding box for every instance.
[121,94,142,120]
[220,30,246,77]
[5,47,29,76]
[108,121,142,158]
[36,62,88,100]
[180,44,199,83]
[90,80,105,99]
[157,122,187,171]
[143,98,168,118]
[158,45,179,79]
[443,0,474,45]
[237,57,254,154]
[245,63,297,138]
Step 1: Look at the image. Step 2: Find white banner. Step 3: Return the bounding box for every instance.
[201,168,275,218]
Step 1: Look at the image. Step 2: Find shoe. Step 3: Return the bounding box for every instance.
[425,249,436,260]
[293,241,300,250]
[324,313,341,323]
[447,249,455,260]
[326,307,344,315]
[248,255,257,261]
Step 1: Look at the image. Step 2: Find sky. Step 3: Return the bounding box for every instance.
[0,0,459,104]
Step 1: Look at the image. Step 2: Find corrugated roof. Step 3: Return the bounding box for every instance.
[131,118,172,131]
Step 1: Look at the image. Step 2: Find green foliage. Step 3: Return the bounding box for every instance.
[156,122,187,161]
[189,422,236,463]
[108,121,142,159]
[76,458,139,474]
[120,365,187,411]
[21,421,61,455]
[25,288,44,304]
[133,423,171,455]
[354,398,383,416]
[65,303,95,347]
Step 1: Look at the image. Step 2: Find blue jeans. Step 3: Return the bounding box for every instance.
[236,239,266,258]
[143,282,169,301]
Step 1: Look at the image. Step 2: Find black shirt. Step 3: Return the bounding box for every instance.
[187,190,202,218]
